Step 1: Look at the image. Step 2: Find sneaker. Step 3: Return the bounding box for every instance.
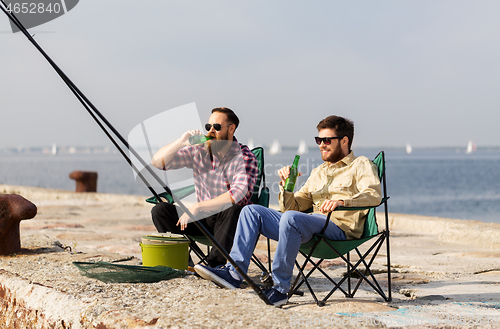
[264,287,288,307]
[194,264,242,289]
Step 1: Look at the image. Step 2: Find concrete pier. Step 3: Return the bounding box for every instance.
[1,184,500,328]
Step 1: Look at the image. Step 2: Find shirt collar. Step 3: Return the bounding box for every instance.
[340,151,355,166]
[323,151,355,168]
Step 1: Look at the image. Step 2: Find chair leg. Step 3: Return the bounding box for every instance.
[292,233,392,306]
[289,239,325,302]
[290,251,349,304]
[267,237,272,274]
[185,237,210,265]
[317,235,389,304]
[251,253,271,274]
[249,234,273,287]
[342,235,390,302]
[347,252,352,298]
[289,252,332,305]
[385,231,392,302]
[289,259,321,305]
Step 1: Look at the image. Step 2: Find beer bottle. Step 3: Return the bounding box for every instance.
[189,135,213,145]
[284,155,300,192]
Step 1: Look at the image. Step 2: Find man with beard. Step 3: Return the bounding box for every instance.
[151,107,258,267]
[194,115,382,306]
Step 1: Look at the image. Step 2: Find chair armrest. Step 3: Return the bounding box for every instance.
[334,197,389,211]
[145,191,174,204]
[145,185,196,204]
[291,197,389,215]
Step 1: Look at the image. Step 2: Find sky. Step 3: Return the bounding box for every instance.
[1,1,500,150]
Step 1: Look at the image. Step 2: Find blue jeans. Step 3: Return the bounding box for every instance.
[227,205,346,294]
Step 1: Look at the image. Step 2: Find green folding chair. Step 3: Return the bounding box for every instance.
[288,151,391,306]
[146,147,271,274]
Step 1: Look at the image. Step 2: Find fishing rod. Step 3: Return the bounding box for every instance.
[0,1,157,195]
[0,0,163,200]
[0,3,272,305]
[1,0,214,273]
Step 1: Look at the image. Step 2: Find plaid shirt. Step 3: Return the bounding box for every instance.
[163,138,258,206]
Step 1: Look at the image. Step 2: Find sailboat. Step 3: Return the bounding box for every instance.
[466,140,477,154]
[269,139,282,155]
[297,139,309,155]
[247,138,254,150]
[405,143,412,155]
[51,143,58,155]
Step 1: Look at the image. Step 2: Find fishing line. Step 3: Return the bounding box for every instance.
[0,3,272,305]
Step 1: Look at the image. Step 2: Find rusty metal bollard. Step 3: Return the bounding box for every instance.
[0,194,37,255]
[69,171,98,192]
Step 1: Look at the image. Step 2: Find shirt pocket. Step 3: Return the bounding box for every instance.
[310,182,328,203]
[328,176,353,193]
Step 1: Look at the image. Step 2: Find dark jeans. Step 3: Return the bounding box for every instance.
[151,202,244,267]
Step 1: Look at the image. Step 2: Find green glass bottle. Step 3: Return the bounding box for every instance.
[284,155,300,192]
[189,134,213,145]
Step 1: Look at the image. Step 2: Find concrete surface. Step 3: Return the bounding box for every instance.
[1,184,500,328]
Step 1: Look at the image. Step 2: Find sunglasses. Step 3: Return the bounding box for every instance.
[315,136,344,145]
[205,123,232,131]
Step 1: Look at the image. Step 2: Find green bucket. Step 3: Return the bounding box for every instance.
[140,235,190,270]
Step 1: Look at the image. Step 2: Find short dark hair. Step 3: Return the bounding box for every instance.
[212,107,239,129]
[316,115,354,150]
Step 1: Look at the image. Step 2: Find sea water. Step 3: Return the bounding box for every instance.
[1,147,499,223]
[266,147,500,224]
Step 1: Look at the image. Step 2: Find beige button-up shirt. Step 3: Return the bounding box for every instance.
[279,152,382,239]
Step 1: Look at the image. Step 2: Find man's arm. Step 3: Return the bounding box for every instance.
[151,130,199,169]
[341,158,382,208]
[318,158,382,213]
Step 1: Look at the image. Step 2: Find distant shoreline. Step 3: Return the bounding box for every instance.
[2,145,500,155]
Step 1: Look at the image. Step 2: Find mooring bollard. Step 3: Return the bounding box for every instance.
[69,171,98,192]
[0,194,37,255]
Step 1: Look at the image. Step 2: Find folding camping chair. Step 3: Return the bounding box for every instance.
[288,151,391,306]
[146,147,272,275]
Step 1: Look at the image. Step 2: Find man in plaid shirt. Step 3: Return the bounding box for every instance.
[151,108,258,267]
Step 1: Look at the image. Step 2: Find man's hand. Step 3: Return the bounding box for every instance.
[319,199,345,213]
[177,203,201,230]
[278,166,302,187]
[180,129,202,146]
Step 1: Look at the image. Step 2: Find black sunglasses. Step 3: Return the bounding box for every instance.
[314,136,344,145]
[205,123,232,131]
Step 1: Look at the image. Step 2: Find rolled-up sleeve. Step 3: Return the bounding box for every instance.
[162,146,195,170]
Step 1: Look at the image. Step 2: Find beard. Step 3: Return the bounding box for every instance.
[205,130,231,154]
[321,144,345,163]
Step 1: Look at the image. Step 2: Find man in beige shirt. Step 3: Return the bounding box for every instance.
[195,115,382,306]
